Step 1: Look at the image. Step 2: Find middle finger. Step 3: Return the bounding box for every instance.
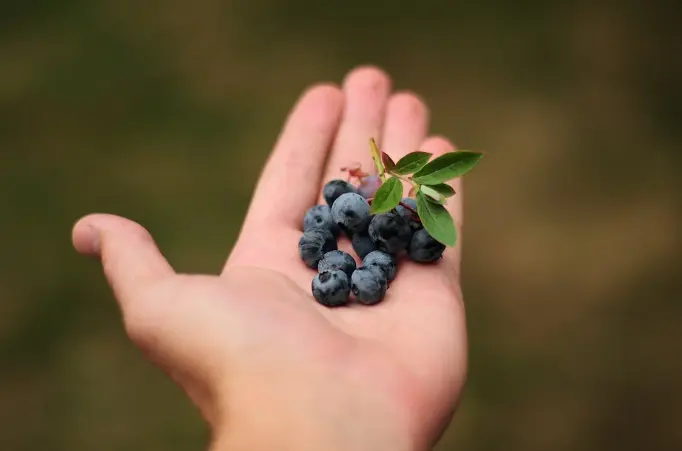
[318,66,392,200]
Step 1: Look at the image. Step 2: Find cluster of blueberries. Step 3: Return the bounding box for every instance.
[298,177,446,307]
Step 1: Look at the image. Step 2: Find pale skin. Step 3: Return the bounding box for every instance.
[71,66,468,451]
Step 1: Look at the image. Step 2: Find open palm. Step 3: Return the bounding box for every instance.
[72,67,468,451]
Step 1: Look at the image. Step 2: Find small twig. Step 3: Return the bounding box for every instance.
[393,174,413,184]
[399,201,421,222]
[366,198,421,222]
[398,200,417,215]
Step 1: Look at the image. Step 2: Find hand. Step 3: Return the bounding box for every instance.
[72,66,468,451]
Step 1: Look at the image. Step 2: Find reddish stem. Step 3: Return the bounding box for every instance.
[366,198,421,222]
[398,200,418,216]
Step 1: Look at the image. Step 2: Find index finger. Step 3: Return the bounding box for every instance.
[242,84,344,231]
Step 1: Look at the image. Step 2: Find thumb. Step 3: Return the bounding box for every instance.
[73,216,223,421]
[72,213,175,310]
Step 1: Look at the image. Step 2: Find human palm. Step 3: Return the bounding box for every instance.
[72,66,468,451]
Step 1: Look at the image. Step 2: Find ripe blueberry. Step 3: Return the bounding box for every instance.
[331,192,371,233]
[318,250,356,278]
[395,197,422,231]
[357,175,382,199]
[298,228,337,268]
[408,228,446,263]
[368,212,412,254]
[323,179,357,207]
[312,270,350,307]
[303,204,341,237]
[337,213,370,238]
[363,250,397,282]
[350,266,387,305]
[351,231,377,259]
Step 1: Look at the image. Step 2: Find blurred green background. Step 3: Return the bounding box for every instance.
[1,0,680,450]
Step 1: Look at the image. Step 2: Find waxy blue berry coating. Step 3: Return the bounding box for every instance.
[395,197,422,231]
[318,250,357,278]
[323,179,357,207]
[298,228,337,268]
[351,231,377,259]
[350,266,387,305]
[331,192,371,233]
[312,270,350,307]
[357,175,382,199]
[368,212,412,254]
[408,228,445,263]
[303,204,341,237]
[363,250,397,282]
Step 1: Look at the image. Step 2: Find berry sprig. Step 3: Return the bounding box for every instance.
[368,138,483,247]
[298,138,484,308]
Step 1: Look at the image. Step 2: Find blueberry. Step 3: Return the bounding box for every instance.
[363,250,397,281]
[318,250,356,278]
[337,213,371,238]
[395,197,417,213]
[323,179,357,207]
[331,192,371,233]
[350,266,387,305]
[351,231,377,259]
[395,197,422,231]
[303,204,341,237]
[298,228,337,268]
[368,212,412,254]
[312,270,350,307]
[408,228,446,263]
[357,175,382,199]
[337,223,353,238]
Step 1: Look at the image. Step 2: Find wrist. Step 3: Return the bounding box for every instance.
[208,369,426,451]
[210,420,419,451]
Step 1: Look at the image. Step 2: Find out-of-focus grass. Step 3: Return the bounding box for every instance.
[1,1,680,450]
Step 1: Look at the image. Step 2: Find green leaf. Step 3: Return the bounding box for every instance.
[412,151,483,185]
[416,191,457,246]
[426,183,455,198]
[420,185,446,204]
[370,176,403,214]
[391,151,432,175]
